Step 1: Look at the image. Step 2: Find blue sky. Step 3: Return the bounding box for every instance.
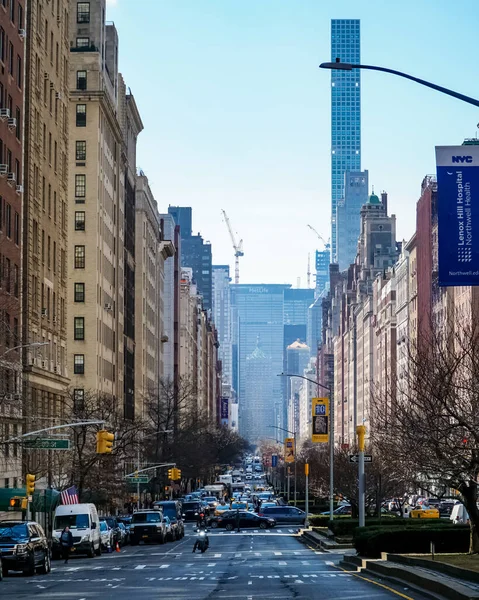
[106,0,479,285]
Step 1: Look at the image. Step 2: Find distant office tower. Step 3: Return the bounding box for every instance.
[231,284,290,441]
[331,19,361,263]
[337,171,369,270]
[212,265,233,389]
[307,297,323,356]
[168,206,192,237]
[168,206,212,311]
[315,250,330,296]
[161,213,179,383]
[286,341,310,436]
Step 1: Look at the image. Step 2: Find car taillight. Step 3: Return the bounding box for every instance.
[258,513,264,517]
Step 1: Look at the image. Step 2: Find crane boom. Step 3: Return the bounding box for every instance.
[307,224,331,249]
[222,210,244,284]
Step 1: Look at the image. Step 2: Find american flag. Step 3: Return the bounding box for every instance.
[61,485,79,505]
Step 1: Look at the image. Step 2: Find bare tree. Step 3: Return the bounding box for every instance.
[372,311,479,552]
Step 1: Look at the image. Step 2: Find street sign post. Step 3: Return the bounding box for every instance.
[126,476,149,484]
[23,438,70,450]
[349,454,372,463]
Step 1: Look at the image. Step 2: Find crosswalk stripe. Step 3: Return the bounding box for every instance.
[160,564,169,569]
[207,563,216,567]
[235,553,242,558]
[274,551,282,556]
[214,553,222,558]
[254,530,258,533]
[135,565,146,570]
[279,561,287,566]
[277,529,282,533]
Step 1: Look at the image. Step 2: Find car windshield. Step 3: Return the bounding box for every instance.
[230,502,247,509]
[204,497,217,502]
[132,513,162,523]
[0,524,28,540]
[54,514,89,530]
[160,507,178,520]
[182,502,201,510]
[100,521,108,532]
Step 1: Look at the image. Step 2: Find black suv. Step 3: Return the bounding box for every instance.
[0,521,51,576]
[181,501,203,521]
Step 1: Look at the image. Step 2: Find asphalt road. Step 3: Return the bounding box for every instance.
[1,524,429,600]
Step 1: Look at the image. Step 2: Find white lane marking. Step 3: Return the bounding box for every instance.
[254,530,258,533]
[277,529,282,532]
[288,529,294,533]
[214,553,222,558]
[326,560,335,566]
[207,563,216,567]
[301,560,310,565]
[134,564,146,569]
[255,552,261,557]
[112,567,121,570]
[160,564,169,568]
[279,561,287,566]
[248,581,252,585]
[66,567,81,571]
[274,551,282,555]
[235,553,242,558]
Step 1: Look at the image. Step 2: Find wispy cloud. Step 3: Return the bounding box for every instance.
[106,0,117,6]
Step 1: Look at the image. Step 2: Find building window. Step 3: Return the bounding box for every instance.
[16,56,21,89]
[76,70,87,90]
[74,317,84,340]
[74,282,85,302]
[77,2,90,23]
[76,37,89,48]
[76,140,86,162]
[73,388,84,410]
[74,354,85,374]
[75,174,86,198]
[75,211,85,231]
[76,104,86,127]
[74,245,85,269]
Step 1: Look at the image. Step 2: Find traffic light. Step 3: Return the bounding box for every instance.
[167,468,173,479]
[96,430,114,453]
[175,469,181,480]
[9,497,21,509]
[26,474,35,496]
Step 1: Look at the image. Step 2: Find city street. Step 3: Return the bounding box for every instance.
[1,524,429,600]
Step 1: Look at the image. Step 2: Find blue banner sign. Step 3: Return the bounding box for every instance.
[436,145,479,286]
[271,454,278,467]
[220,397,229,423]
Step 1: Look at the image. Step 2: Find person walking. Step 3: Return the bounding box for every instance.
[60,526,73,564]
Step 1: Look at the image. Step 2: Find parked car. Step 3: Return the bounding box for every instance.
[203,496,219,510]
[116,516,132,541]
[100,516,122,547]
[164,516,175,541]
[320,504,352,516]
[0,552,3,581]
[152,501,184,539]
[99,519,114,552]
[130,510,167,545]
[258,506,306,525]
[52,503,101,558]
[216,510,276,530]
[0,521,51,576]
[118,522,129,545]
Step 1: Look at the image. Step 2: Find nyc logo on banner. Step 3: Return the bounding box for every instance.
[436,146,479,286]
[312,397,329,443]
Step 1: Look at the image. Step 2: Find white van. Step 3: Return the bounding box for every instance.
[52,503,101,558]
[450,503,469,525]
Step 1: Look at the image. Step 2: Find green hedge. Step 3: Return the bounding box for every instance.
[354,525,469,558]
[332,517,456,537]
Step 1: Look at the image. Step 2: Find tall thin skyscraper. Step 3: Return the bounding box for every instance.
[331,19,361,263]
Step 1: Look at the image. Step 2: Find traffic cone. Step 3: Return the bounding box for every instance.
[115,541,121,552]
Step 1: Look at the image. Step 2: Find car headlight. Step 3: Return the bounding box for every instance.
[15,543,28,555]
[81,535,90,542]
[194,512,198,515]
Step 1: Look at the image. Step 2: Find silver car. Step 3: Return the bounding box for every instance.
[99,520,114,552]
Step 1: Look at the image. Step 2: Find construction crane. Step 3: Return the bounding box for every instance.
[307,224,331,249]
[221,209,244,284]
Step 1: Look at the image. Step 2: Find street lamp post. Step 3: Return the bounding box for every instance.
[278,373,334,521]
[319,59,479,108]
[268,425,297,505]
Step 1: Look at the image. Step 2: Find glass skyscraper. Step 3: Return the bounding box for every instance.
[230,284,290,442]
[331,19,361,263]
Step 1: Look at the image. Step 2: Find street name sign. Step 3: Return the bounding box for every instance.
[349,454,372,464]
[23,438,70,450]
[126,476,149,484]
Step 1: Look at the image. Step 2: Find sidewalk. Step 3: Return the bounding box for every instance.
[340,554,479,600]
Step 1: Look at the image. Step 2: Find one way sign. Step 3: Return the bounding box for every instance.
[349,454,373,463]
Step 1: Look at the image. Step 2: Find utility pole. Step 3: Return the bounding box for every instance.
[305,463,309,527]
